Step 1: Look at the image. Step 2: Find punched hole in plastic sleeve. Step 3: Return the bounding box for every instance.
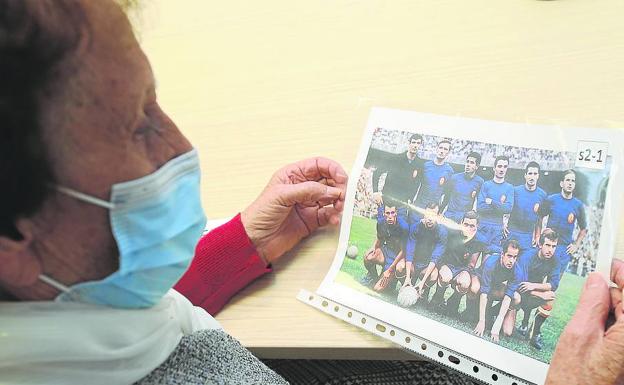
[297,289,531,385]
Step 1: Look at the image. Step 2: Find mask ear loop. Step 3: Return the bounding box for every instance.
[56,186,115,210]
[38,274,71,293]
[36,187,113,299]
[38,187,114,296]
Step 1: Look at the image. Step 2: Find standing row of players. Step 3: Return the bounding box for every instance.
[363,134,588,349]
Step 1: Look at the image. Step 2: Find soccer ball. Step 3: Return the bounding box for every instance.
[346,245,359,259]
[396,285,420,308]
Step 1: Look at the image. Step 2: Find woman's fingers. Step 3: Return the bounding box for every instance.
[274,182,344,207]
[317,206,342,227]
[611,259,624,289]
[608,287,624,322]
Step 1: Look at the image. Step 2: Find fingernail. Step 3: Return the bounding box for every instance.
[337,173,348,181]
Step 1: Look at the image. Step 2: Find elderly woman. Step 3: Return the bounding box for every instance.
[1,1,623,385]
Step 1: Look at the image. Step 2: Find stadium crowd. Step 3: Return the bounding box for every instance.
[371,128,574,170]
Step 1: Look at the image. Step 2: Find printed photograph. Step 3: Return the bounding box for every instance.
[335,127,611,364]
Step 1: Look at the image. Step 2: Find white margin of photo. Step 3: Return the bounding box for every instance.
[317,107,624,385]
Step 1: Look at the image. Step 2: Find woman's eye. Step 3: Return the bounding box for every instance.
[135,104,162,136]
[135,122,154,136]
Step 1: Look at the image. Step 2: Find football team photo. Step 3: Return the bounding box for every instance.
[335,124,611,364]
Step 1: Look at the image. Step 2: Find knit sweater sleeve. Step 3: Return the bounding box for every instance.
[174,214,272,315]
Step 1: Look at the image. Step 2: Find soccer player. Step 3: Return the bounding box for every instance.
[441,151,484,223]
[540,169,587,273]
[477,155,514,254]
[515,229,561,350]
[472,239,521,343]
[372,134,424,209]
[413,140,454,216]
[430,210,487,317]
[361,199,410,293]
[401,202,447,303]
[504,161,547,259]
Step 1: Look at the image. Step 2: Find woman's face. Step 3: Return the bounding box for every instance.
[1,0,192,299]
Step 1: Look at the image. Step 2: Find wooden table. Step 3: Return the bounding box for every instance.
[137,0,624,360]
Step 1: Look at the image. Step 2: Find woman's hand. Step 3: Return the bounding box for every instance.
[545,259,624,385]
[241,157,347,264]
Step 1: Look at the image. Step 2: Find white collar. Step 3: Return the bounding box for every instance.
[0,289,221,385]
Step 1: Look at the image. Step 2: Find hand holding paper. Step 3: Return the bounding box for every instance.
[242,157,347,264]
[546,259,624,385]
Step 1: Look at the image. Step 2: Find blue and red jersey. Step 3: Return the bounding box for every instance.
[415,160,454,207]
[508,185,547,234]
[478,254,518,298]
[514,248,562,291]
[477,180,514,225]
[443,172,484,215]
[543,193,587,246]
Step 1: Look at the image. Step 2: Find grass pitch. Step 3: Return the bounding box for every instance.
[337,215,585,364]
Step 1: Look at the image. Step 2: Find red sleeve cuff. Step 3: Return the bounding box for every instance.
[174,213,271,315]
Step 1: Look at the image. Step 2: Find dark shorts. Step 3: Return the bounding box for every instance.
[520,292,547,310]
[413,261,431,271]
[478,222,503,254]
[483,282,510,300]
[441,263,472,279]
[507,230,532,250]
[555,244,572,270]
[507,230,537,260]
[443,210,463,224]
[380,246,400,271]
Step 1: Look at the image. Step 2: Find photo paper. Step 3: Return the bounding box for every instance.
[317,108,624,384]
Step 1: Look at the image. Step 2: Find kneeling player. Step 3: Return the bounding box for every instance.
[401,202,447,303]
[472,239,521,343]
[515,229,561,350]
[430,210,486,317]
[362,200,409,293]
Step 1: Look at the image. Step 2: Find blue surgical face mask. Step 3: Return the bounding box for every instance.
[38,149,207,308]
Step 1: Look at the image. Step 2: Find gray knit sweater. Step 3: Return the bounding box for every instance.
[134,329,288,385]
[134,329,476,385]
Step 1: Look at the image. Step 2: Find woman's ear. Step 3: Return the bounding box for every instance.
[0,218,41,288]
[0,218,33,253]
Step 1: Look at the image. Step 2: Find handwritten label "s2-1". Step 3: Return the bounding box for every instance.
[575,140,608,170]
